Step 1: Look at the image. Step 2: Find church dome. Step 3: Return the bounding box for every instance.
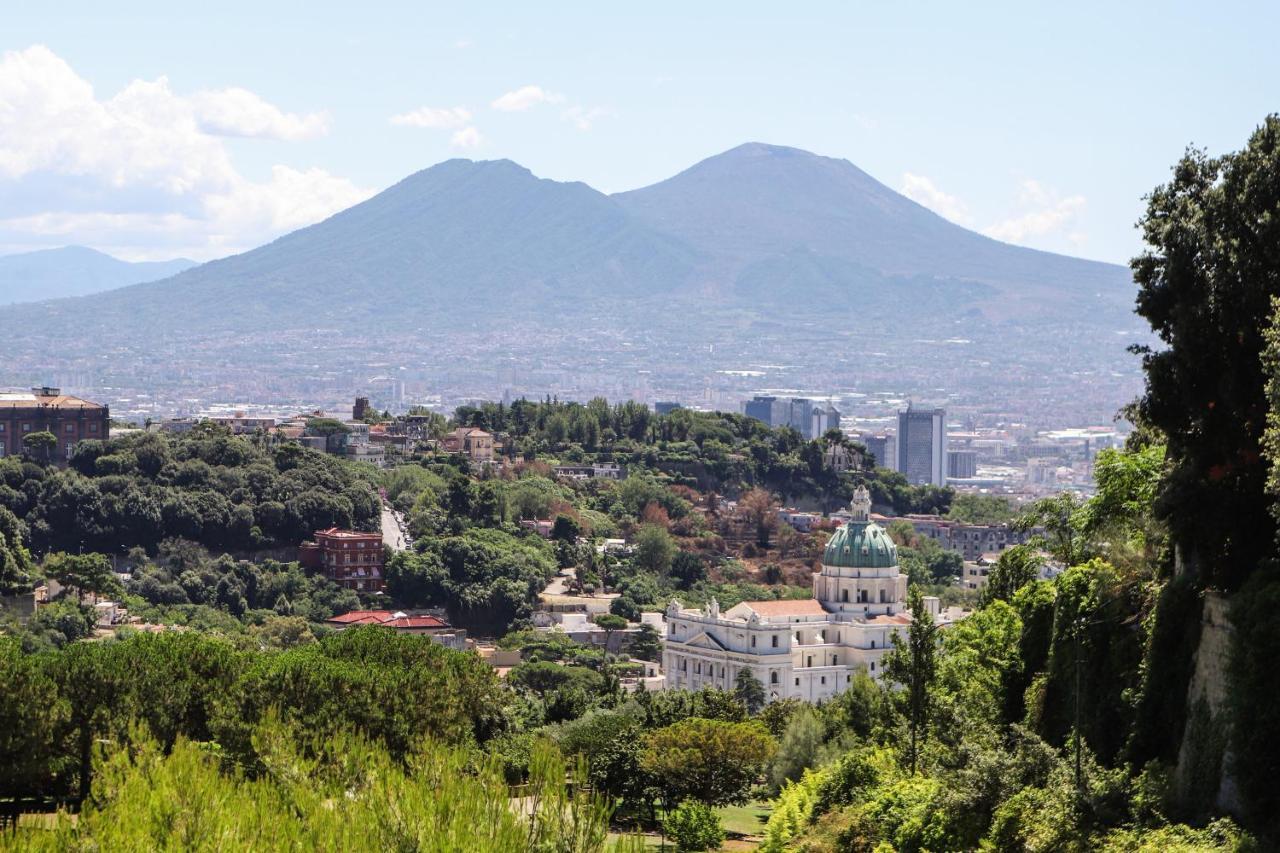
[823,485,898,569]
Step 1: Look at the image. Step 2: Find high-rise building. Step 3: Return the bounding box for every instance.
[744,395,778,426]
[947,449,978,479]
[859,433,895,469]
[896,405,946,487]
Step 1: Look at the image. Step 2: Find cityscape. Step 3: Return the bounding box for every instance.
[0,4,1274,851]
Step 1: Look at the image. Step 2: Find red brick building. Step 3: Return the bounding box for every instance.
[299,527,386,592]
[0,387,108,463]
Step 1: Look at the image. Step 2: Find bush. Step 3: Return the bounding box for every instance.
[663,800,725,851]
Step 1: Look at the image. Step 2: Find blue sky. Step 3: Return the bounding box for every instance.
[1,1,1276,263]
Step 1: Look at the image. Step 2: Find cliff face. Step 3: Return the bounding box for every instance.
[1174,592,1239,815]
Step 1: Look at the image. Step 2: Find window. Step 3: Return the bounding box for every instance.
[806,656,812,667]
[695,662,701,674]
[771,635,778,647]
[770,672,778,684]
[64,424,74,434]
[858,589,868,603]
[870,662,876,672]
[820,676,826,685]
[871,640,876,649]
[841,589,848,602]
[21,423,31,432]
[795,677,800,686]
[751,636,756,648]
[89,424,98,433]
[879,589,887,603]
[831,654,838,665]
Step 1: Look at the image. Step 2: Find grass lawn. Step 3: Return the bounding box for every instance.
[716,800,772,838]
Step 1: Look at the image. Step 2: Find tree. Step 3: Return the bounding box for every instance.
[739,488,778,547]
[22,430,59,464]
[44,551,122,598]
[1130,116,1280,590]
[767,704,826,792]
[1016,492,1090,568]
[633,524,676,575]
[733,668,766,715]
[0,506,35,595]
[947,494,1015,525]
[551,513,582,542]
[663,800,725,851]
[641,718,775,807]
[630,623,662,662]
[979,545,1045,607]
[884,586,939,774]
[670,550,706,589]
[594,613,627,652]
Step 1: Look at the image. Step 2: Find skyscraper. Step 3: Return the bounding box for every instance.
[896,405,946,487]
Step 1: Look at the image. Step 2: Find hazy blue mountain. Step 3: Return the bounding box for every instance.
[0,145,1134,343]
[53,159,699,333]
[613,142,1131,311]
[0,246,195,305]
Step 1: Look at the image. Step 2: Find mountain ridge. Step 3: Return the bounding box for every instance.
[0,246,195,305]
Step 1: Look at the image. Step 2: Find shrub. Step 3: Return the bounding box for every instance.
[663,800,725,851]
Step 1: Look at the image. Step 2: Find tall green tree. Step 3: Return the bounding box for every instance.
[733,668,766,715]
[1130,115,1280,590]
[884,586,939,775]
[640,718,775,807]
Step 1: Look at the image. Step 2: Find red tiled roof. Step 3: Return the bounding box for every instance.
[326,610,450,629]
[327,610,394,624]
[865,613,913,625]
[738,599,827,617]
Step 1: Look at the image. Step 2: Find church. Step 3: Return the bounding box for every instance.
[661,485,945,703]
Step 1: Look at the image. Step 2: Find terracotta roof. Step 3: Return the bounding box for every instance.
[738,599,827,617]
[0,391,105,410]
[327,610,450,629]
[865,613,913,626]
[315,527,382,540]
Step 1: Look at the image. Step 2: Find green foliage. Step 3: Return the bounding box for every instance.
[979,544,1045,607]
[43,551,121,597]
[884,585,938,774]
[663,799,725,851]
[641,718,776,807]
[0,505,35,595]
[1226,568,1280,837]
[947,493,1015,524]
[1131,116,1280,590]
[633,523,676,575]
[20,723,631,852]
[767,704,826,793]
[386,527,555,634]
[733,668,766,715]
[629,623,663,662]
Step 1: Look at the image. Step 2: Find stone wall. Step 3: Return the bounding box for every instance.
[1174,591,1240,815]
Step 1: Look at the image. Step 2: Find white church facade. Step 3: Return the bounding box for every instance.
[662,486,943,703]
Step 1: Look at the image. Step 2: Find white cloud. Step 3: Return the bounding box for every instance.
[189,87,329,140]
[983,181,1086,243]
[0,45,368,260]
[561,105,610,131]
[450,126,482,149]
[900,173,972,225]
[491,85,564,112]
[389,106,472,129]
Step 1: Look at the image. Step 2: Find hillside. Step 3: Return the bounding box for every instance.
[614,142,1130,311]
[0,246,194,305]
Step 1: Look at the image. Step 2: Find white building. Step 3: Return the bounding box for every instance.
[662,485,942,703]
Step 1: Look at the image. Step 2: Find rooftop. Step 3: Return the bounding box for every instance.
[0,387,105,410]
[731,599,828,618]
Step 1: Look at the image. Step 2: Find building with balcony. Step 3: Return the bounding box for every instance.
[299,527,386,592]
[661,485,945,703]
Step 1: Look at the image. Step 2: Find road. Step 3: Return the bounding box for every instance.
[381,503,409,552]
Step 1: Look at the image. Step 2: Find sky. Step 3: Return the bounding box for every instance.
[1,1,1276,264]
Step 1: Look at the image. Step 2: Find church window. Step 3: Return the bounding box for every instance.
[751,636,757,648]
[821,676,826,685]
[832,654,838,665]
[771,635,778,648]
[871,640,876,649]
[871,662,876,672]
[770,672,778,684]
[841,589,848,602]
[795,678,800,686]
[806,656,812,667]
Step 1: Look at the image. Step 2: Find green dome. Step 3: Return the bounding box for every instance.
[823,520,898,569]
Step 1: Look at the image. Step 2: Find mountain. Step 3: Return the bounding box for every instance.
[613,143,1129,312]
[0,246,195,305]
[54,159,698,333]
[0,145,1143,423]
